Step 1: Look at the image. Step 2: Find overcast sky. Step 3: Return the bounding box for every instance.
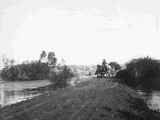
[0,0,160,65]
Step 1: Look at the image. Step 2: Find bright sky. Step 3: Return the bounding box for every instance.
[0,0,160,65]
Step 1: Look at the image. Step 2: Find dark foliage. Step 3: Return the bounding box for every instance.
[1,61,50,81]
[116,69,138,87]
[116,57,160,91]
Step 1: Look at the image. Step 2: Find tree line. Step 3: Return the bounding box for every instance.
[0,51,74,88]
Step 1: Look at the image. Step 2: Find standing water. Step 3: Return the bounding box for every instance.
[147,91,160,111]
[0,80,51,107]
[137,90,160,111]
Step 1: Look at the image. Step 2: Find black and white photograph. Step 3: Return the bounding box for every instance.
[1,0,160,120]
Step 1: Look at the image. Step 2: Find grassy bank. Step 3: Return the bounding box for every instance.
[0,77,160,120]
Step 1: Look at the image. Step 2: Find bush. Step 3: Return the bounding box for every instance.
[116,57,160,91]
[1,61,50,81]
[49,65,74,88]
[109,61,121,71]
[116,69,133,85]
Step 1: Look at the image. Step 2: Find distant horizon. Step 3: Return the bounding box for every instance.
[1,53,160,67]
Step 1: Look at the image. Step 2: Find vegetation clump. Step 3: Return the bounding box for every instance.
[116,56,160,91]
[1,61,49,81]
[49,65,74,88]
[0,51,74,88]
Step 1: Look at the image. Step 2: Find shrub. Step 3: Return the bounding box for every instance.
[49,65,74,88]
[1,61,50,81]
[116,69,132,85]
[116,57,160,91]
[109,61,121,71]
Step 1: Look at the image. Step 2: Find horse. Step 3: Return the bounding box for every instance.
[95,64,109,78]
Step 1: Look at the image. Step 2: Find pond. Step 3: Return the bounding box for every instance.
[147,91,160,111]
[0,80,51,107]
[137,90,160,111]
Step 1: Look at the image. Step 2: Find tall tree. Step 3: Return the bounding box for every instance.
[47,51,57,67]
[39,50,47,62]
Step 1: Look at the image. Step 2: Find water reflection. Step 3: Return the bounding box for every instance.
[137,90,160,111]
[147,92,160,111]
[0,89,40,107]
[0,80,51,107]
